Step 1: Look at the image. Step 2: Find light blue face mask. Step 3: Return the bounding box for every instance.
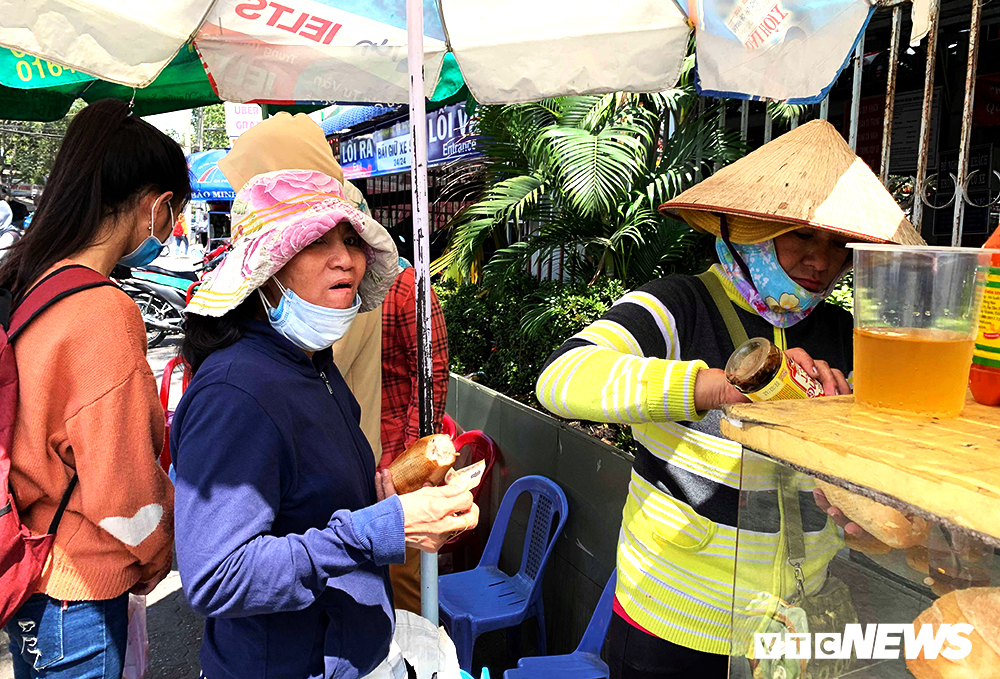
[119,199,173,268]
[259,278,361,352]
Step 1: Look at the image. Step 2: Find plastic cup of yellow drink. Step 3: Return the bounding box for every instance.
[851,244,996,418]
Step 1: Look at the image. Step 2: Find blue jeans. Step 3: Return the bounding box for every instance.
[4,593,129,679]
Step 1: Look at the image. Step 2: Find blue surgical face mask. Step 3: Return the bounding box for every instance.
[258,278,360,352]
[119,199,173,268]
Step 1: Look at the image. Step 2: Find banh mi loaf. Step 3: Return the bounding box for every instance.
[908,546,930,575]
[844,532,893,555]
[906,587,1000,679]
[387,434,458,495]
[814,479,930,549]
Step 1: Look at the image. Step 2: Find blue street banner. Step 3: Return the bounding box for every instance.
[339,102,479,179]
[188,149,236,201]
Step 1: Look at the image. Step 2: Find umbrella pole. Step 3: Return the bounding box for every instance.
[406,0,438,626]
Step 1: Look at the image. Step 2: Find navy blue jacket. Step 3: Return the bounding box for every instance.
[172,320,406,679]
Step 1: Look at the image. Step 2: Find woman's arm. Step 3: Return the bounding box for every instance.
[173,384,405,618]
[536,286,708,424]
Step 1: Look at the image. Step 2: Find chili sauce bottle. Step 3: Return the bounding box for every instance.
[970,226,1000,406]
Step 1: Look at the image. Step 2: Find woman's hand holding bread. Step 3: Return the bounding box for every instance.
[375,435,479,553]
[813,479,929,553]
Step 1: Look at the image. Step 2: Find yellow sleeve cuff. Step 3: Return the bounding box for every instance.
[645,359,708,423]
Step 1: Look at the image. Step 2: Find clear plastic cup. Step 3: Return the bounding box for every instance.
[851,244,996,418]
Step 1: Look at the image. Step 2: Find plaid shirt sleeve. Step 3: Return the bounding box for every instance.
[379,268,449,468]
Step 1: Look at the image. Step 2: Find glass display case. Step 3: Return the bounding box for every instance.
[720,396,1000,679]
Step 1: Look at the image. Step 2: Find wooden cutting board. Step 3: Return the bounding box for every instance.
[720,396,1000,544]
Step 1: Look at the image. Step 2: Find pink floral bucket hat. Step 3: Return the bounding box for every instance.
[186,169,399,317]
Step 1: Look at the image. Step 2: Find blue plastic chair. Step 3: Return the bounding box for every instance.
[502,569,616,679]
[460,671,491,679]
[438,475,569,672]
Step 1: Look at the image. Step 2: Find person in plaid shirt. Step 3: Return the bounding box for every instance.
[380,260,450,613]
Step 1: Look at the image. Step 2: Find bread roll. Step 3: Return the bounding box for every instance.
[955,587,1000,661]
[845,532,892,555]
[931,579,956,599]
[908,546,930,575]
[387,435,458,495]
[815,479,929,549]
[907,588,1000,679]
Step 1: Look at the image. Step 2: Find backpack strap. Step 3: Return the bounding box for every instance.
[7,265,116,341]
[47,474,79,534]
[3,265,115,535]
[697,270,749,350]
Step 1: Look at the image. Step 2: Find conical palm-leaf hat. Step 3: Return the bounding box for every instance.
[660,119,925,246]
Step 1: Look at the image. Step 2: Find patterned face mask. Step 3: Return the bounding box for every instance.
[715,237,844,328]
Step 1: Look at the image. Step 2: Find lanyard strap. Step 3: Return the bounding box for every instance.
[697,270,749,351]
[698,269,806,595]
[777,466,807,598]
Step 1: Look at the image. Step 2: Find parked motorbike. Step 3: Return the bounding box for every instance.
[0,225,21,261]
[1,205,39,261]
[112,243,230,348]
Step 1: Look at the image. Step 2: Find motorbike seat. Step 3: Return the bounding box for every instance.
[140,265,199,282]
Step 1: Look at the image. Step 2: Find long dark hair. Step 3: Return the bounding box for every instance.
[0,99,191,301]
[181,294,262,373]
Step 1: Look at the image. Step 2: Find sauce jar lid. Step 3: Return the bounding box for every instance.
[725,337,775,387]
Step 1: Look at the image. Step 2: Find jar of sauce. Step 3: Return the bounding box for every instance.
[725,337,824,401]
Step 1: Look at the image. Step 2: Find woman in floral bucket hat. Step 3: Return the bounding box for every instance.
[172,169,478,679]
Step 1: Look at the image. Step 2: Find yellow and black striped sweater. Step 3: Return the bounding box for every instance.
[536,267,854,655]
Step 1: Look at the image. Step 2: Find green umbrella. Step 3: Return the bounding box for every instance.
[0,46,467,122]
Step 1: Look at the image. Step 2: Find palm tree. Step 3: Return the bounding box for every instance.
[434,53,748,291]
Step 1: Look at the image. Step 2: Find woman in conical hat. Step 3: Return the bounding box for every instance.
[171,169,478,679]
[535,120,922,678]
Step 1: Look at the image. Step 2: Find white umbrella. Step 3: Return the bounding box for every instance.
[0,0,692,103]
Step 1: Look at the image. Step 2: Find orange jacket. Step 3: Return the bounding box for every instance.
[10,261,174,600]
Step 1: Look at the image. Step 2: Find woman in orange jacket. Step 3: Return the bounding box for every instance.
[0,99,189,679]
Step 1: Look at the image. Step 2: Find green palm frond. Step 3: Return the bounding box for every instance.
[624,219,706,283]
[472,102,563,178]
[520,302,563,340]
[470,108,529,178]
[636,106,746,211]
[536,124,650,217]
[430,247,458,276]
[442,42,749,289]
[767,100,810,125]
[447,174,547,277]
[607,205,661,249]
[557,94,621,131]
[481,209,611,290]
[481,240,542,291]
[642,166,699,209]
